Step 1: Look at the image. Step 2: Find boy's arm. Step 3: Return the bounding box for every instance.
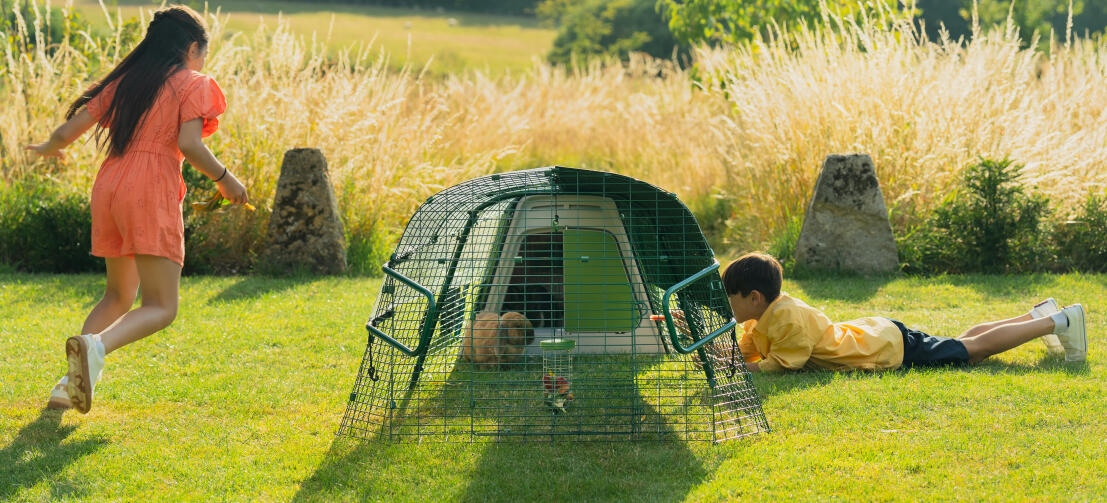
[24,108,98,158]
[738,323,761,362]
[756,321,815,372]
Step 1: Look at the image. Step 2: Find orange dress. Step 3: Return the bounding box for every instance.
[86,69,226,266]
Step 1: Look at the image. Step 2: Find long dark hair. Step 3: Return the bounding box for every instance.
[67,6,208,157]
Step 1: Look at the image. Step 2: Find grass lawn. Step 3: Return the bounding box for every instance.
[70,0,556,75]
[1,272,1104,501]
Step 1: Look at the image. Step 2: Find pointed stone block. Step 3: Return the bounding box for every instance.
[264,148,347,274]
[794,154,898,274]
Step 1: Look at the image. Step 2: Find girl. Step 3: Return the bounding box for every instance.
[25,5,248,413]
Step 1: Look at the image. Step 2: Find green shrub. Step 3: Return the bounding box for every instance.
[544,0,688,66]
[0,180,100,273]
[346,223,392,276]
[767,214,803,275]
[181,164,268,275]
[899,158,1053,274]
[1052,190,1107,272]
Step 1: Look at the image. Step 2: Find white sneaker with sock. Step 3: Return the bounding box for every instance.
[1051,304,1087,362]
[65,333,106,414]
[1030,298,1066,356]
[47,376,72,410]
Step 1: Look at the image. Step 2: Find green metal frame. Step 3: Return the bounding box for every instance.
[660,262,737,354]
[340,166,770,443]
[366,265,438,357]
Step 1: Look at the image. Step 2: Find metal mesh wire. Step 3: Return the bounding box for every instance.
[339,167,769,442]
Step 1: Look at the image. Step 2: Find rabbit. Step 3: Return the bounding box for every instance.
[459,311,501,369]
[498,311,534,366]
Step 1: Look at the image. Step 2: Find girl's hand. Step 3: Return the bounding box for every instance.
[216,171,249,205]
[24,143,65,159]
[24,109,97,160]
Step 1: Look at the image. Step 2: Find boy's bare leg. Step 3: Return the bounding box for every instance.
[97,255,181,355]
[956,313,1033,340]
[959,317,1054,363]
[80,257,139,335]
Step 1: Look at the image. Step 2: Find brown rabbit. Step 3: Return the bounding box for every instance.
[498,311,534,365]
[459,311,501,369]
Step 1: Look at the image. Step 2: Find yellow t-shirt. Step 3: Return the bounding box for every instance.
[739,293,904,372]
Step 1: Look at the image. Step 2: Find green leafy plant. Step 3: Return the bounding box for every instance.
[767,214,803,275]
[543,0,688,65]
[0,180,100,273]
[660,0,903,46]
[899,158,1052,274]
[1052,190,1107,272]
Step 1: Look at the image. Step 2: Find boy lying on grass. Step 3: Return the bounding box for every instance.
[716,252,1087,372]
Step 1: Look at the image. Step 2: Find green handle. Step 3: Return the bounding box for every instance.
[365,265,438,357]
[661,261,736,354]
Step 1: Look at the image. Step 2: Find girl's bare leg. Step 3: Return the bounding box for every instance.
[97,255,181,355]
[959,317,1055,363]
[80,257,139,335]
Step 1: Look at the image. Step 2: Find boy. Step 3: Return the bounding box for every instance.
[723,252,1087,372]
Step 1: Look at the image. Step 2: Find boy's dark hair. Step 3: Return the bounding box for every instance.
[722,252,782,303]
[67,5,209,157]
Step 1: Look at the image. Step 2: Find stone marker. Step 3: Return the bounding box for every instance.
[794,154,898,274]
[264,148,347,274]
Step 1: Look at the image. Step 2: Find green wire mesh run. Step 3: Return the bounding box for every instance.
[339,166,769,442]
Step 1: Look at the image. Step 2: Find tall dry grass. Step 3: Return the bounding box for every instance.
[3,2,1106,270]
[696,9,1107,242]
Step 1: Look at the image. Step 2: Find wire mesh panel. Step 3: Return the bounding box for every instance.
[339,166,770,442]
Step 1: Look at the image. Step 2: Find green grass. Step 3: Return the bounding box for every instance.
[71,0,556,75]
[2,272,1104,501]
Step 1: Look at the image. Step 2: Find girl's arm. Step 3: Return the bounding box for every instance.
[178,118,248,204]
[24,108,98,158]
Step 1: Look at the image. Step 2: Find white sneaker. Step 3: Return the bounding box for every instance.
[65,334,106,414]
[1056,304,1087,362]
[1031,298,1066,356]
[1030,298,1060,318]
[46,376,72,410]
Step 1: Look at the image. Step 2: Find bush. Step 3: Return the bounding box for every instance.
[181,164,268,275]
[1052,190,1107,272]
[544,0,688,66]
[767,214,803,275]
[899,158,1053,274]
[0,180,100,273]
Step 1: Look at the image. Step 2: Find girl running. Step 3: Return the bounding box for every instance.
[25,5,248,413]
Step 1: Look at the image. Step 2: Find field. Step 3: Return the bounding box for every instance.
[3,4,1107,265]
[1,272,1104,501]
[69,0,556,74]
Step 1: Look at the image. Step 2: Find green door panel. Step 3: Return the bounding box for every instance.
[562,229,638,332]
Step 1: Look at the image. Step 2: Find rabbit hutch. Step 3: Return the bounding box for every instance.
[339,167,769,442]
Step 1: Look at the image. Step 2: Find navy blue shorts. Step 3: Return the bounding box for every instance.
[886,318,970,368]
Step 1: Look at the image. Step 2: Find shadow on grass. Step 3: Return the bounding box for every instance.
[965,355,1091,376]
[293,433,711,503]
[294,360,716,502]
[924,274,1065,301]
[791,273,897,302]
[0,409,107,500]
[207,275,323,304]
[749,353,1087,398]
[792,272,1072,304]
[751,371,837,397]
